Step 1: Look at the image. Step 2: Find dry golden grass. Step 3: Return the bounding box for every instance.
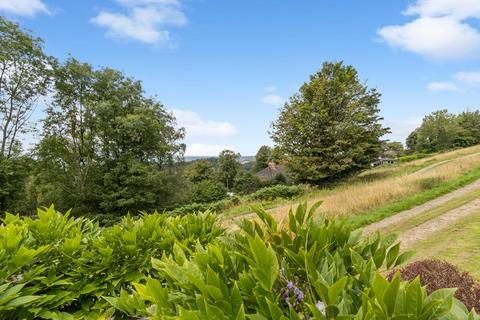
[318,152,480,217]
[224,146,480,229]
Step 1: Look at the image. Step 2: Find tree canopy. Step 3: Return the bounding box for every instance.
[271,61,389,184]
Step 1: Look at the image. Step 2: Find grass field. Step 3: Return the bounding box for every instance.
[223,145,480,229]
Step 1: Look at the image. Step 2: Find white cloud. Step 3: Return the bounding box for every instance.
[427,81,460,92]
[0,0,50,16]
[384,117,423,142]
[378,0,480,60]
[185,143,235,157]
[454,71,480,86]
[91,0,187,44]
[262,94,285,107]
[172,109,236,138]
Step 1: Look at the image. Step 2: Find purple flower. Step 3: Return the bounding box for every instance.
[315,301,326,316]
[287,281,294,289]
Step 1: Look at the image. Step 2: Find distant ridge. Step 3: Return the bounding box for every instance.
[184,156,255,162]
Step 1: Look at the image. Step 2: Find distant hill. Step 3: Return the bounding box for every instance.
[184,156,255,163]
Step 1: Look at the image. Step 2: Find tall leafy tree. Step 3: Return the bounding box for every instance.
[253,145,272,172]
[34,58,185,214]
[457,110,480,145]
[271,61,389,183]
[0,17,52,158]
[217,150,240,190]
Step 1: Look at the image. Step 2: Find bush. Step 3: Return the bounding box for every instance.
[246,184,305,201]
[106,203,479,319]
[0,206,223,318]
[191,179,227,203]
[389,259,480,312]
[233,172,262,195]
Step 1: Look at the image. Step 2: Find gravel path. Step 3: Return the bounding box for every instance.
[363,179,480,235]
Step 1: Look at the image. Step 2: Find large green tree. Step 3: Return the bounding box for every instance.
[0,17,52,159]
[271,61,389,183]
[33,58,185,214]
[414,110,467,153]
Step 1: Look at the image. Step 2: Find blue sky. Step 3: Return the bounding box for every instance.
[2,0,480,156]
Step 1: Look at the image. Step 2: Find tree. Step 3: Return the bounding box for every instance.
[0,17,52,158]
[191,179,226,203]
[34,58,185,214]
[234,171,261,194]
[383,141,404,158]
[271,61,389,184]
[406,129,418,152]
[253,145,272,172]
[217,150,240,190]
[415,110,466,153]
[457,110,480,145]
[184,159,215,183]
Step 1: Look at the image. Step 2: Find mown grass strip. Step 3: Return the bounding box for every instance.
[408,210,480,280]
[381,188,480,235]
[346,166,480,229]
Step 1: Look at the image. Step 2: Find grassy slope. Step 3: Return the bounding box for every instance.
[347,166,480,229]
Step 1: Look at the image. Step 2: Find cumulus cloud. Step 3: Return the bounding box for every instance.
[378,0,480,60]
[454,71,480,86]
[262,94,285,107]
[91,0,187,44]
[172,109,236,138]
[0,0,50,16]
[185,143,235,157]
[427,81,460,92]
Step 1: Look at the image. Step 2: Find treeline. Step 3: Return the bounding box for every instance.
[407,109,480,153]
[0,17,291,216]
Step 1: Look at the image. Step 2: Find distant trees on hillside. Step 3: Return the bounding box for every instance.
[407,110,480,153]
[271,61,390,184]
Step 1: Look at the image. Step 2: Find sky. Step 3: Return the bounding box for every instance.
[2,0,480,156]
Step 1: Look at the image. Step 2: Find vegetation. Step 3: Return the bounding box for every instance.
[407,110,480,153]
[271,61,389,184]
[390,260,480,312]
[0,203,476,318]
[253,145,272,172]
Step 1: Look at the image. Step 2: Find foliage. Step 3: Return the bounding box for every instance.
[0,156,35,213]
[418,177,445,190]
[407,109,480,153]
[31,58,186,215]
[166,196,241,216]
[106,203,478,319]
[184,159,216,184]
[0,17,52,158]
[217,150,241,190]
[246,185,305,201]
[271,61,389,184]
[382,141,404,158]
[253,145,272,172]
[191,179,227,204]
[390,259,480,312]
[234,171,262,195]
[0,206,222,319]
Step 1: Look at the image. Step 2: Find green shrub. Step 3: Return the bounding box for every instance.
[106,203,479,319]
[0,206,223,319]
[397,153,428,163]
[191,179,227,203]
[246,185,305,201]
[167,196,240,216]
